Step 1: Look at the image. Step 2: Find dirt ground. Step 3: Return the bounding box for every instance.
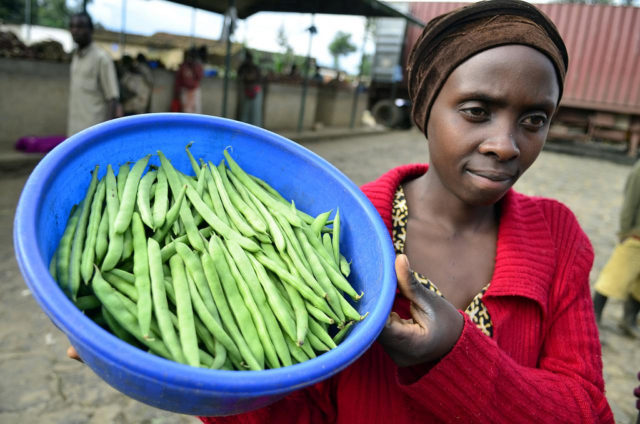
[2,128,638,423]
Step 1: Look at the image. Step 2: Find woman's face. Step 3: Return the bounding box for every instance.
[425,45,559,206]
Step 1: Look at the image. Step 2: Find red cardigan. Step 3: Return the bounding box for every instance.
[201,164,614,424]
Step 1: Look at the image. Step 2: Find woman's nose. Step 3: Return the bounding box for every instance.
[478,122,520,161]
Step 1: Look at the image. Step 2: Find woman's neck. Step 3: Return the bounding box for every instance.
[404,171,499,236]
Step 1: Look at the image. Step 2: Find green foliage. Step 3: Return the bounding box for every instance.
[0,0,34,24]
[328,31,356,72]
[0,0,72,28]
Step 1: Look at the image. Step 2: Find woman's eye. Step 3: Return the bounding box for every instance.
[460,107,488,121]
[521,114,548,130]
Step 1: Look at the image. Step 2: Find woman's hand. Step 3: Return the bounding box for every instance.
[378,254,464,367]
[67,345,83,363]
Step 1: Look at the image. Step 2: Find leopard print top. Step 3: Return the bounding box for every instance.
[392,186,494,337]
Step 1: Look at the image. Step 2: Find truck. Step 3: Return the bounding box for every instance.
[368,2,640,157]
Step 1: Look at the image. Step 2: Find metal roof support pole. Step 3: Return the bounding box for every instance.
[120,0,127,57]
[350,18,370,129]
[222,0,236,118]
[297,14,316,133]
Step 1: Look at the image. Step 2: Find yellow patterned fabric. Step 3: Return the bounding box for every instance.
[392,186,494,337]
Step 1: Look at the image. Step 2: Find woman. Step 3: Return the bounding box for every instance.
[200,0,613,422]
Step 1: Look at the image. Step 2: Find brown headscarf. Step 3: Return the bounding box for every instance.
[407,0,569,134]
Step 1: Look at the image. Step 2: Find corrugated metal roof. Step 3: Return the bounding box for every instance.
[406,2,640,114]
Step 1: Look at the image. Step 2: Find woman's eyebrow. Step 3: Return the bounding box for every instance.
[457,91,556,111]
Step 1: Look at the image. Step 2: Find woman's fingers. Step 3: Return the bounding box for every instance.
[394,254,438,326]
[379,254,464,367]
[67,345,83,363]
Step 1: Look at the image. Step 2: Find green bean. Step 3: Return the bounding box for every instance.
[92,267,172,359]
[217,163,268,235]
[69,165,100,299]
[159,227,211,263]
[185,142,201,178]
[152,166,168,229]
[301,225,335,266]
[80,178,106,284]
[250,174,317,226]
[305,302,334,325]
[339,293,364,323]
[317,251,362,301]
[332,208,341,264]
[253,252,331,315]
[278,254,309,344]
[116,163,130,201]
[241,182,286,252]
[169,254,200,367]
[102,270,139,301]
[184,185,260,252]
[56,203,81,296]
[308,317,337,350]
[219,240,276,369]
[95,206,109,264]
[322,233,335,265]
[131,212,153,339]
[299,334,316,359]
[162,276,219,362]
[276,217,326,299]
[223,148,301,227]
[201,251,263,371]
[102,305,139,346]
[174,241,218,316]
[295,227,345,324]
[148,238,186,364]
[274,213,307,272]
[339,255,351,278]
[285,335,310,364]
[114,155,150,234]
[332,321,353,344]
[184,266,243,365]
[305,327,330,352]
[208,235,264,366]
[157,151,205,252]
[311,210,332,237]
[247,254,293,366]
[122,226,133,261]
[208,161,257,239]
[246,253,296,347]
[75,294,101,311]
[137,170,157,229]
[195,162,207,197]
[151,184,187,243]
[109,268,135,284]
[102,165,124,272]
[203,163,229,226]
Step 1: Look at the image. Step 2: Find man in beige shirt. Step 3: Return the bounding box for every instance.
[67,12,120,136]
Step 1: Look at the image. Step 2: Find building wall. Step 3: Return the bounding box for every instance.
[0,58,365,151]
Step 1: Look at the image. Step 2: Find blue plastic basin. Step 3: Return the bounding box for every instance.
[13,113,396,417]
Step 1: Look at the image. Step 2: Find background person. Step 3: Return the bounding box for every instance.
[173,47,203,114]
[236,50,263,126]
[593,158,640,338]
[67,11,120,136]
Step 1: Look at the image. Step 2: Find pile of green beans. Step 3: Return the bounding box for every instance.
[50,144,366,370]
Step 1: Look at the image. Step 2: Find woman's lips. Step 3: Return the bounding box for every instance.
[465,169,517,190]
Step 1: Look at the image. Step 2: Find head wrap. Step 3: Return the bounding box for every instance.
[407,0,568,134]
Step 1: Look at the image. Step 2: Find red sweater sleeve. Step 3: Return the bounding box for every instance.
[394,204,613,423]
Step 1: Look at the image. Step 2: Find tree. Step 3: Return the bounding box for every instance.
[328,31,356,73]
[0,0,73,28]
[274,23,294,74]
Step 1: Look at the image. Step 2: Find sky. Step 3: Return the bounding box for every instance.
[83,0,378,74]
